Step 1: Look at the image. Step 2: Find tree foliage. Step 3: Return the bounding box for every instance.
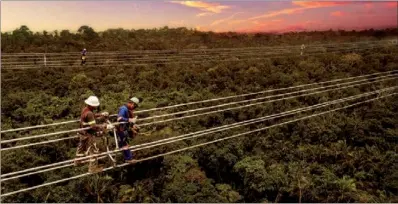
[1,26,398,202]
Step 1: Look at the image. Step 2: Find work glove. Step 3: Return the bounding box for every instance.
[106,124,115,130]
[128,116,138,124]
[101,112,109,117]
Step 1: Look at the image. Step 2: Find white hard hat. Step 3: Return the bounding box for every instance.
[85,96,100,107]
[129,97,140,105]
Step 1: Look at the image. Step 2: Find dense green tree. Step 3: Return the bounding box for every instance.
[1,26,397,203]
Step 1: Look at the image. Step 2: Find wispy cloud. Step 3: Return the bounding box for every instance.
[197,12,214,17]
[292,1,349,8]
[250,1,349,20]
[249,7,305,20]
[170,1,230,17]
[210,12,244,26]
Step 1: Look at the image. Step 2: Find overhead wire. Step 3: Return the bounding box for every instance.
[1,39,397,198]
[137,75,398,126]
[1,92,396,198]
[1,72,396,145]
[1,46,387,70]
[1,42,387,63]
[1,45,391,70]
[1,85,396,182]
[2,69,397,134]
[137,73,398,121]
[2,79,397,182]
[2,75,396,151]
[2,39,394,56]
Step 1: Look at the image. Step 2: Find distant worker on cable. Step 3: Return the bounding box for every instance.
[75,95,114,173]
[81,48,87,65]
[116,97,141,164]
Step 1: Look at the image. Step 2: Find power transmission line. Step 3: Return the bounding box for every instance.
[1,42,386,63]
[1,46,387,70]
[2,86,396,182]
[2,73,396,145]
[2,70,396,134]
[2,39,393,56]
[1,92,395,198]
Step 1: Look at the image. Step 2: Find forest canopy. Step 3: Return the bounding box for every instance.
[1,25,397,203]
[2,25,397,52]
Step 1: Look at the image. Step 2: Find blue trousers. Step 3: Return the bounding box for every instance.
[116,130,133,161]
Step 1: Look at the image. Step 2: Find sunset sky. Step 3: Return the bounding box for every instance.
[1,1,397,33]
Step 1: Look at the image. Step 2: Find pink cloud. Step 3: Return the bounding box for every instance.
[242,19,321,33]
[364,3,373,9]
[250,1,349,20]
[249,7,305,20]
[385,2,397,8]
[330,11,346,17]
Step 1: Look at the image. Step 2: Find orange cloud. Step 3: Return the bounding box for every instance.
[331,11,346,17]
[292,1,349,8]
[170,1,230,17]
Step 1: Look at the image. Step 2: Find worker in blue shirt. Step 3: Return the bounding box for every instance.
[116,97,140,163]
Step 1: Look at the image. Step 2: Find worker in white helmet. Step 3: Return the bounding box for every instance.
[75,95,114,173]
[116,97,140,163]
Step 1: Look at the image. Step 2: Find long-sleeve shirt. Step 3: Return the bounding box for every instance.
[117,105,130,122]
[80,107,103,135]
[117,105,135,131]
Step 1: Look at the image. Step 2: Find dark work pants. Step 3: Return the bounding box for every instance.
[116,130,133,161]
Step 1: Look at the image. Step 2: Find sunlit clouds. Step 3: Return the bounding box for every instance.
[330,11,346,17]
[169,1,230,17]
[1,1,397,33]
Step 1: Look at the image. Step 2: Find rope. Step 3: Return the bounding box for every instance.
[1,92,395,198]
[1,73,396,146]
[2,69,396,134]
[2,86,396,180]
